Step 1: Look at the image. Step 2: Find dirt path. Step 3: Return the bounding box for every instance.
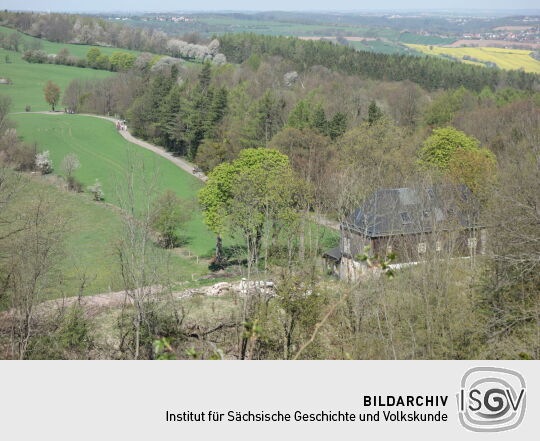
[310,213,340,231]
[0,280,264,328]
[13,111,207,181]
[16,111,340,231]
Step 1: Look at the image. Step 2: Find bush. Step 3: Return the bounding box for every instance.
[26,305,94,360]
[75,57,87,68]
[22,49,47,63]
[67,175,83,192]
[88,179,104,201]
[25,105,31,112]
[35,151,53,174]
[151,190,191,248]
[0,129,35,170]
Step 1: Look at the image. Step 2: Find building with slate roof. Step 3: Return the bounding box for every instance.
[323,184,486,280]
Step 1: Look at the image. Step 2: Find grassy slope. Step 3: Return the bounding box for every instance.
[12,113,219,257]
[2,175,206,299]
[3,30,337,282]
[0,25,141,58]
[406,44,540,73]
[0,47,114,112]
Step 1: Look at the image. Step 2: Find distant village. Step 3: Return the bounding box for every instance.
[463,24,540,46]
[109,15,196,23]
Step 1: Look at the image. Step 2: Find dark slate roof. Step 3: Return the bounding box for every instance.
[345,185,479,238]
[323,247,342,261]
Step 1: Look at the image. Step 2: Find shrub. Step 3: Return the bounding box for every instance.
[35,151,53,174]
[60,153,81,178]
[26,305,94,360]
[88,179,104,201]
[151,190,191,248]
[22,49,48,63]
[67,176,83,192]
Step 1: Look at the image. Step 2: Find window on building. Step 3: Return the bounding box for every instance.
[435,241,442,252]
[468,237,477,249]
[417,242,427,254]
[400,212,411,224]
[386,244,392,255]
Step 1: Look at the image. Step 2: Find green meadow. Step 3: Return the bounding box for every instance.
[0,47,114,112]
[2,32,337,298]
[0,29,212,299]
[12,113,219,258]
[0,26,145,112]
[0,25,141,58]
[2,175,207,299]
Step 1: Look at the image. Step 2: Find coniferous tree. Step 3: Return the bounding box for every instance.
[256,90,285,145]
[158,85,185,153]
[209,87,228,130]
[367,100,383,126]
[183,63,216,158]
[287,100,311,130]
[198,62,212,92]
[327,112,347,139]
[310,104,328,135]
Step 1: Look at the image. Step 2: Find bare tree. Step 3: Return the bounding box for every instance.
[115,155,171,359]
[3,192,66,359]
[60,153,80,179]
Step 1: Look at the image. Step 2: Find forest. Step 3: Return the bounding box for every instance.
[2,11,539,91]
[0,10,539,360]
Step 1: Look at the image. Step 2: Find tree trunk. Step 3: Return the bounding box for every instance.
[215,234,223,266]
[299,216,305,261]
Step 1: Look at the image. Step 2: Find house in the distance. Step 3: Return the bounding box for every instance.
[324,185,486,281]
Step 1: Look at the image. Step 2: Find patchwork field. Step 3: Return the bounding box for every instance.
[124,16,455,50]
[406,44,540,73]
[12,113,219,258]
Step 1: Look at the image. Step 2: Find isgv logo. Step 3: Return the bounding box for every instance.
[457,367,526,432]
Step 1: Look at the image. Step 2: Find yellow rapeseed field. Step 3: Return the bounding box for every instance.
[406,44,540,73]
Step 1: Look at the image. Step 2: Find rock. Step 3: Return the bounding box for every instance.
[283,71,298,87]
[235,279,275,296]
[206,282,232,296]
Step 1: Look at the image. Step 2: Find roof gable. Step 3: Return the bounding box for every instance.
[347,185,479,237]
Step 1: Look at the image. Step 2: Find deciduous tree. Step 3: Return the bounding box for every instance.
[419,127,480,170]
[151,190,191,248]
[199,148,293,269]
[43,80,61,111]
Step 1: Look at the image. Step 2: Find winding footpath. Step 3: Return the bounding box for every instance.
[15,111,207,181]
[0,110,339,321]
[16,111,338,231]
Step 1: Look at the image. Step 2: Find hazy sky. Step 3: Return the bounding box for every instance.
[3,1,540,13]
